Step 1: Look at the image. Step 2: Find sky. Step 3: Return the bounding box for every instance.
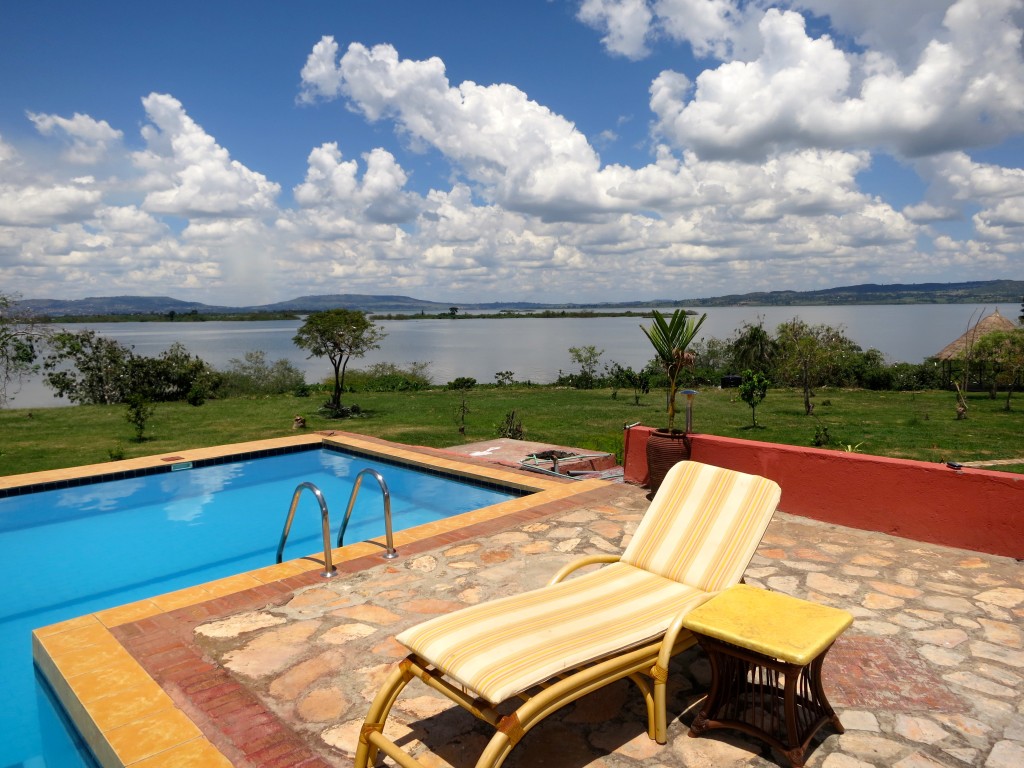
[0,0,1022,306]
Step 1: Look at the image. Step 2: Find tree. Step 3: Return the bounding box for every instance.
[43,330,138,404]
[145,342,218,405]
[974,329,1024,411]
[730,319,775,374]
[641,310,707,432]
[293,309,386,415]
[608,362,650,405]
[773,320,860,415]
[220,350,306,396]
[739,369,770,427]
[0,292,50,407]
[567,345,603,389]
[124,393,156,441]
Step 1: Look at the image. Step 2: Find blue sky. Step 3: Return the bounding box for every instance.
[1,0,1022,305]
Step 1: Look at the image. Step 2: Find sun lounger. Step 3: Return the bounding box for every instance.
[354,460,781,768]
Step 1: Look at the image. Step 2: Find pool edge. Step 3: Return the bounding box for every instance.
[29,433,601,767]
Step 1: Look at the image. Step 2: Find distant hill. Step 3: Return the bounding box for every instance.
[17,279,1024,317]
[681,280,1024,307]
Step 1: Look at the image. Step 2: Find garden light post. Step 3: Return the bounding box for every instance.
[683,389,698,434]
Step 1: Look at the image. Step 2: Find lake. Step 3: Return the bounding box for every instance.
[8,303,1019,409]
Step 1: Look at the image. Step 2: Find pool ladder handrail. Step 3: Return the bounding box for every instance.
[338,468,398,559]
[277,481,336,578]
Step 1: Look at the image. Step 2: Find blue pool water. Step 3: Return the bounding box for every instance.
[0,446,520,767]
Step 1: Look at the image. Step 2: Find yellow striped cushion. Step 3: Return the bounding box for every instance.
[621,461,780,592]
[396,562,706,704]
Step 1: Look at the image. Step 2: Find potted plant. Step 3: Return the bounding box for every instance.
[641,309,707,493]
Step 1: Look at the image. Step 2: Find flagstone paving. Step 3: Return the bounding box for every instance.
[114,481,1024,768]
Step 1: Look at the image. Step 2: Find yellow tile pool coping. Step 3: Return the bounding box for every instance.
[25,433,605,767]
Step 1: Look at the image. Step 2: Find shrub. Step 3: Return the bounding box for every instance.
[496,409,524,439]
[347,362,433,392]
[125,394,156,442]
[218,351,306,396]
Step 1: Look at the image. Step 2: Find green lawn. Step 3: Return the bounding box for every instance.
[2,386,1023,477]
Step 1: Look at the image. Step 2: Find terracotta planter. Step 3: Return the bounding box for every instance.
[646,429,691,495]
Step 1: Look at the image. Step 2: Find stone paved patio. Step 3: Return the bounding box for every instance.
[113,480,1024,768]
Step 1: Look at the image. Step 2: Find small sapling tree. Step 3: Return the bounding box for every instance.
[448,377,476,435]
[567,345,603,389]
[739,369,770,428]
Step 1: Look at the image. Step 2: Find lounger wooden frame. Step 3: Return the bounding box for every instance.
[353,461,781,768]
[354,554,699,768]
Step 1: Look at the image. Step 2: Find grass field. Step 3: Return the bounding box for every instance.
[3,385,1023,478]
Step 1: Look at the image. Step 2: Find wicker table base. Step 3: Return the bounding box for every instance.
[688,635,844,767]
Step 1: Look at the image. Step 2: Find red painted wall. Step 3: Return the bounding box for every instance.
[623,426,1023,559]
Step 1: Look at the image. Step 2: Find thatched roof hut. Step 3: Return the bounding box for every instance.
[932,309,1018,360]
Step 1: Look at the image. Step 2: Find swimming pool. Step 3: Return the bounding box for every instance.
[0,442,525,768]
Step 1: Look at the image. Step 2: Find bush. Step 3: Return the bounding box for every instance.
[496,409,524,439]
[347,362,433,392]
[218,351,306,396]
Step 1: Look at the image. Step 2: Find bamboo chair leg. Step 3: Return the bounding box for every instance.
[627,672,657,740]
[354,660,416,768]
[475,727,515,768]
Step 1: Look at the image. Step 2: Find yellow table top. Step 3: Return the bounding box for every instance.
[682,584,853,665]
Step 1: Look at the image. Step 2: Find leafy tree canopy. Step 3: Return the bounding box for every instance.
[293,309,385,414]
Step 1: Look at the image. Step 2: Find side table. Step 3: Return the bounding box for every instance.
[682,584,853,767]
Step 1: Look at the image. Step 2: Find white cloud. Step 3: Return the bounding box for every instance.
[2,2,1022,306]
[794,1,959,67]
[297,36,345,104]
[577,0,654,60]
[903,202,959,223]
[132,93,280,217]
[651,9,852,159]
[0,177,101,226]
[303,40,627,218]
[654,0,746,59]
[651,0,1024,160]
[27,112,123,164]
[0,135,19,166]
[294,143,420,224]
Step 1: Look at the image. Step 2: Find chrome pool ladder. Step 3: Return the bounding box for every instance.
[338,468,398,559]
[277,482,336,578]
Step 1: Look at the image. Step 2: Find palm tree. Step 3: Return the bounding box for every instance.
[731,318,775,374]
[641,309,707,432]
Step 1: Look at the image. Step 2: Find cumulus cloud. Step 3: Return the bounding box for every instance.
[651,0,1024,160]
[132,93,280,217]
[297,36,345,103]
[0,177,102,227]
[294,143,420,224]
[27,112,124,164]
[299,39,622,218]
[794,0,958,67]
[2,1,1022,305]
[902,202,959,223]
[577,0,654,60]
[580,0,974,66]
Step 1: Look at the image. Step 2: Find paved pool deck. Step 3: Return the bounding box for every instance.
[32,434,1024,768]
